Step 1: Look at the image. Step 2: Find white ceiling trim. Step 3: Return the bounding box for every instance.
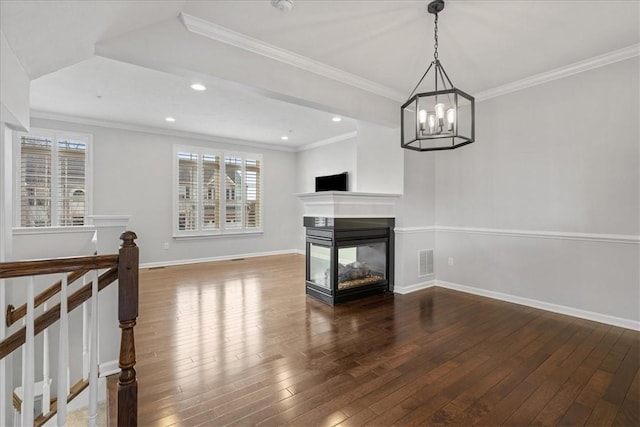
[476,43,640,102]
[179,13,405,102]
[180,13,638,107]
[298,131,358,152]
[30,110,299,152]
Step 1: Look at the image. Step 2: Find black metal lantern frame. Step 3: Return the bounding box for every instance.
[401,0,475,152]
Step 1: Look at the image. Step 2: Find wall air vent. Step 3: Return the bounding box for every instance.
[418,249,434,277]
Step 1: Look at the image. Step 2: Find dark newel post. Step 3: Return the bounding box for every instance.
[117,231,139,426]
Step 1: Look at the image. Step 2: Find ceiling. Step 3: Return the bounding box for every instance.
[2,0,638,149]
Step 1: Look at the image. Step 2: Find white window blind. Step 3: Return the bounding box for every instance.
[245,157,261,229]
[58,139,87,226]
[224,156,243,230]
[174,146,262,236]
[20,135,52,227]
[177,152,199,232]
[17,130,91,228]
[202,155,220,231]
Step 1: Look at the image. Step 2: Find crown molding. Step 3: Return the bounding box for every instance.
[298,131,357,152]
[179,13,405,102]
[30,110,299,152]
[180,12,639,106]
[31,110,359,154]
[476,43,640,102]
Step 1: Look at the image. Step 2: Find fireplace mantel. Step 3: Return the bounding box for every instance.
[296,191,401,218]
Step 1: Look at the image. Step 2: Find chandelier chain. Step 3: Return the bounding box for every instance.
[433,13,439,61]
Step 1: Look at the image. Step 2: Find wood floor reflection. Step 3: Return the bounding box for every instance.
[136,254,639,426]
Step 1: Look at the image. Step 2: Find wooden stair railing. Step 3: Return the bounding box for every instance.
[0,231,139,427]
[6,268,90,327]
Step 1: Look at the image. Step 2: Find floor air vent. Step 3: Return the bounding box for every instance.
[419,249,434,277]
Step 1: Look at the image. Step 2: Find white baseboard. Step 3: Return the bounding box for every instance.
[393,280,435,295]
[99,359,120,378]
[436,280,640,331]
[140,249,303,269]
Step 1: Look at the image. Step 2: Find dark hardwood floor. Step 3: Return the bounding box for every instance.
[135,254,639,426]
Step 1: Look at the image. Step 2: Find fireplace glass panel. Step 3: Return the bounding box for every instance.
[309,243,331,289]
[337,242,386,290]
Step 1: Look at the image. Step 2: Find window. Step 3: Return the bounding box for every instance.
[174,145,262,236]
[15,129,92,228]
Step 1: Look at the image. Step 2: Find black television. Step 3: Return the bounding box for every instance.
[315,172,348,192]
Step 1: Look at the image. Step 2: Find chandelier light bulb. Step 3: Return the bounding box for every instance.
[419,109,427,130]
[428,113,437,132]
[446,107,456,131]
[435,103,446,120]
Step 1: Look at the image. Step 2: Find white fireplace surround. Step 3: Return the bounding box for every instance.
[296,191,401,218]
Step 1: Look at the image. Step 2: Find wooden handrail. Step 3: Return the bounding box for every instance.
[1,231,139,426]
[0,267,118,359]
[0,254,118,279]
[6,269,89,327]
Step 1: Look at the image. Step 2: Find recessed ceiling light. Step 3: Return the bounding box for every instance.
[332,116,342,122]
[281,136,289,141]
[165,117,176,122]
[190,83,207,91]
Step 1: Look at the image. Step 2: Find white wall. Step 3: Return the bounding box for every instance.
[295,121,404,196]
[295,137,357,193]
[394,150,436,292]
[355,121,403,194]
[434,58,640,326]
[28,118,301,266]
[294,129,431,292]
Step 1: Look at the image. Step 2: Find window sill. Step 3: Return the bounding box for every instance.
[173,230,264,240]
[13,225,96,235]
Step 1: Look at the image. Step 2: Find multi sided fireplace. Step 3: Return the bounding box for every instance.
[304,217,394,305]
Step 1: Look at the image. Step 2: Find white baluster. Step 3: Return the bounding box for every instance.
[83,300,89,380]
[88,270,99,427]
[0,278,7,427]
[86,230,97,381]
[42,300,51,415]
[21,277,35,427]
[57,274,69,427]
[19,318,25,423]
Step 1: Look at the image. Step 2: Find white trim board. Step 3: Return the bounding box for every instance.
[394,280,435,295]
[435,226,639,245]
[99,359,120,378]
[31,110,298,153]
[179,13,639,106]
[393,225,638,244]
[31,110,356,154]
[140,248,303,269]
[179,13,404,102]
[476,44,640,101]
[435,280,639,332]
[298,131,357,152]
[394,226,436,234]
[395,280,638,331]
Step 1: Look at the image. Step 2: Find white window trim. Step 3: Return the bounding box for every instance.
[172,144,263,238]
[13,128,94,233]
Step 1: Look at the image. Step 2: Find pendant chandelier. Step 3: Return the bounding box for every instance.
[401,0,475,151]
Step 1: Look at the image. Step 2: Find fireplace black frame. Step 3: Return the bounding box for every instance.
[304,217,394,305]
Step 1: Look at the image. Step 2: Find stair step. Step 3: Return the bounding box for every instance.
[65,402,107,427]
